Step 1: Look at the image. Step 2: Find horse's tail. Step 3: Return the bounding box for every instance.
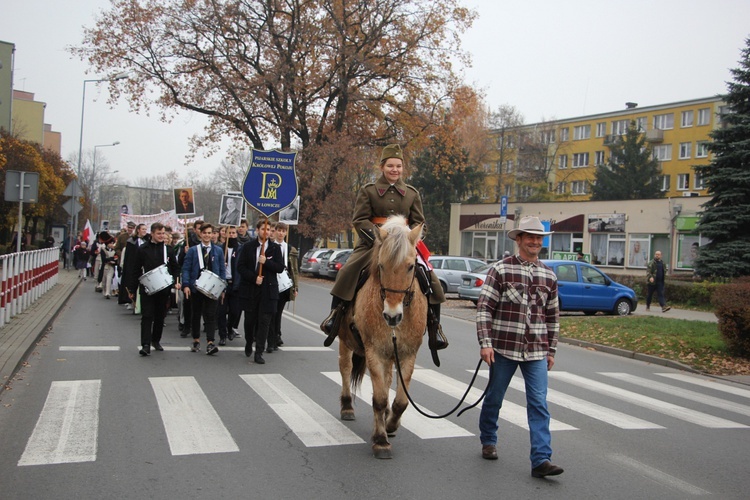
[350,352,366,393]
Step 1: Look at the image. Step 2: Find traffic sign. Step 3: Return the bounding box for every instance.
[63,180,82,197]
[62,198,83,215]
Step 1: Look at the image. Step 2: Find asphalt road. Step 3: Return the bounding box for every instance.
[0,276,748,499]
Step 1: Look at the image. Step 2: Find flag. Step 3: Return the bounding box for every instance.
[82,220,95,246]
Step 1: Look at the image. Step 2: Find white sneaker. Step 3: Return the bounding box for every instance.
[232,328,241,338]
[126,304,133,310]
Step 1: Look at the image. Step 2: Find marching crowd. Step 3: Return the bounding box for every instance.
[72,218,299,364]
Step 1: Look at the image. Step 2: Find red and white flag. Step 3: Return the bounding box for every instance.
[82,220,95,246]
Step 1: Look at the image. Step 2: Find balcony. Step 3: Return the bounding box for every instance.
[645,129,664,142]
[603,135,622,146]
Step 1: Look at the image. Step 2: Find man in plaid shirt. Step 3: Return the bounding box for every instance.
[476,216,564,478]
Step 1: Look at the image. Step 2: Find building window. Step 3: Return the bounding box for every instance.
[504,184,512,197]
[696,141,709,158]
[559,127,569,142]
[677,173,690,190]
[636,117,646,131]
[573,125,591,140]
[611,120,629,136]
[594,151,605,166]
[517,185,534,199]
[591,233,626,267]
[596,122,606,137]
[506,135,515,148]
[552,182,567,194]
[572,152,589,167]
[697,108,711,126]
[653,144,672,161]
[541,130,556,144]
[660,175,671,191]
[653,113,674,130]
[571,180,588,195]
[505,160,513,173]
[558,154,568,169]
[694,172,705,190]
[681,110,694,128]
[679,142,692,159]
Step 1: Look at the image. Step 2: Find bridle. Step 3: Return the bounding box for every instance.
[377,260,417,307]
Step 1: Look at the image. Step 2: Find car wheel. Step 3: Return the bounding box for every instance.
[613,298,631,316]
[441,281,448,295]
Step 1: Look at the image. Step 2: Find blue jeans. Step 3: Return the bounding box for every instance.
[479,355,552,468]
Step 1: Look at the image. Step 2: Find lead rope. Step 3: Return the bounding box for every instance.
[391,331,492,419]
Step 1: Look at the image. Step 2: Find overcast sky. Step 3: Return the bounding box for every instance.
[2,0,749,183]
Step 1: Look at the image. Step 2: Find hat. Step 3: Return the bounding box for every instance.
[380,144,403,163]
[508,216,553,240]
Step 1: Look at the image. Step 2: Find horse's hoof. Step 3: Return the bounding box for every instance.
[373,448,392,459]
[341,411,355,421]
[387,431,397,437]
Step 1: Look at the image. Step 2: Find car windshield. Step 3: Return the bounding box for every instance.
[473,263,493,274]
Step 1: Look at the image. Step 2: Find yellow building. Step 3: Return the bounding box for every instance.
[484,97,726,202]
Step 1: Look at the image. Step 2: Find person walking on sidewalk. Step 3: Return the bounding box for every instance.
[182,224,226,355]
[475,216,564,479]
[126,223,181,356]
[646,250,671,312]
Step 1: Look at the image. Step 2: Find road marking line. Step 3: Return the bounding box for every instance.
[657,373,750,399]
[149,376,239,456]
[139,346,330,352]
[240,374,364,447]
[551,372,747,429]
[321,372,474,439]
[474,371,663,430]
[602,372,750,417]
[283,313,327,337]
[413,369,577,431]
[59,346,121,351]
[18,380,101,466]
[607,454,710,496]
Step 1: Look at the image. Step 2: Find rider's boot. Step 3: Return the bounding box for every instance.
[321,296,348,347]
[427,304,449,351]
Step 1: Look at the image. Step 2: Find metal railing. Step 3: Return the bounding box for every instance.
[0,248,60,328]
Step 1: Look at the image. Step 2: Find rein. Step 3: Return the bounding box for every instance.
[378,262,416,307]
[391,331,490,419]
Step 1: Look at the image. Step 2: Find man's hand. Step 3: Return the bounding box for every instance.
[255,275,263,286]
[183,287,191,299]
[649,277,654,283]
[480,347,495,366]
[259,254,266,265]
[547,355,555,371]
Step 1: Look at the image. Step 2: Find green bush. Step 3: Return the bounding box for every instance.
[711,277,750,358]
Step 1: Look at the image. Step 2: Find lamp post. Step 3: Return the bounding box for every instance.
[91,141,120,227]
[70,72,128,251]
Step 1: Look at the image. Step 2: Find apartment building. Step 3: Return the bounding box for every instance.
[483,97,726,202]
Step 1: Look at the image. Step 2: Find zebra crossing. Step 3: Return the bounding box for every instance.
[17,369,750,466]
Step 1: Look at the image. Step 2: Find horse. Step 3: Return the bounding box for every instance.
[336,215,428,459]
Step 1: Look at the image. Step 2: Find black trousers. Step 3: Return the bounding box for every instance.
[243,289,274,353]
[269,289,291,347]
[140,288,171,347]
[191,290,218,343]
[217,286,241,339]
[646,282,666,308]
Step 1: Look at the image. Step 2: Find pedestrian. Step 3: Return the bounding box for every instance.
[217,226,242,345]
[236,219,252,245]
[269,222,298,350]
[475,215,564,478]
[125,222,181,356]
[321,143,447,353]
[236,219,284,364]
[182,223,226,355]
[73,241,90,280]
[101,240,117,299]
[646,250,671,312]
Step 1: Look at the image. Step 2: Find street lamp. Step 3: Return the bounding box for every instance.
[70,71,128,251]
[91,141,120,226]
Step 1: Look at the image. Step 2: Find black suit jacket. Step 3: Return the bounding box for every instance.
[237,238,284,313]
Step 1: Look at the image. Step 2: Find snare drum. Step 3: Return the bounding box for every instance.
[195,270,226,300]
[139,265,173,295]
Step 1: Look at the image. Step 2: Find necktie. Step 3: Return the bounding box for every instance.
[203,246,210,269]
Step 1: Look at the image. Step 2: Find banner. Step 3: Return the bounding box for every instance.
[243,149,299,218]
[119,210,203,232]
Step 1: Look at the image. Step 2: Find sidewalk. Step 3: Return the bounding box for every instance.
[0,264,80,395]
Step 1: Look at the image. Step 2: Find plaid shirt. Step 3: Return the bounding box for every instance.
[476,255,559,361]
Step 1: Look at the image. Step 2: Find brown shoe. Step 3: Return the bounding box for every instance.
[662,306,671,312]
[532,460,564,478]
[481,445,498,460]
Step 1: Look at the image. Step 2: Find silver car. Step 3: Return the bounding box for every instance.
[300,249,329,275]
[317,249,350,277]
[428,255,486,294]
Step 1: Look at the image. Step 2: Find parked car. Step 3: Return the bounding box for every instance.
[317,249,351,278]
[457,259,637,316]
[300,249,329,275]
[429,255,487,294]
[326,249,353,279]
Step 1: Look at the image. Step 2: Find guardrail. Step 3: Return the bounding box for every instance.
[0,248,59,328]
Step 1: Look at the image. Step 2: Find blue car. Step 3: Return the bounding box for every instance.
[458,259,637,316]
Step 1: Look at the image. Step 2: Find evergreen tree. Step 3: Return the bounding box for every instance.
[694,37,750,278]
[590,122,663,200]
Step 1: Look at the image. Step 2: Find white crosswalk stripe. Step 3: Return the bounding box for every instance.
[412,368,577,431]
[149,376,239,455]
[321,371,474,439]
[550,372,748,429]
[656,373,750,399]
[240,373,364,447]
[474,371,664,430]
[18,380,101,466]
[601,372,750,417]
